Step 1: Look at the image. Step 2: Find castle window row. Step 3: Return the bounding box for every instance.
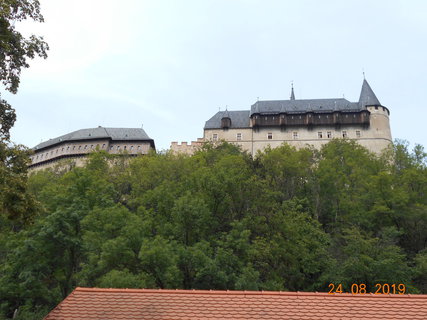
[32,143,145,162]
[210,130,364,142]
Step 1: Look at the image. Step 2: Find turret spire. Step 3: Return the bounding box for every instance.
[359,79,381,107]
[290,81,295,100]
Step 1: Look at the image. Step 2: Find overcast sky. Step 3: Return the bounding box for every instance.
[5,0,427,151]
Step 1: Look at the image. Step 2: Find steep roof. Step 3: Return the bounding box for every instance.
[359,79,381,107]
[34,127,153,151]
[204,110,250,129]
[44,287,427,320]
[250,98,361,116]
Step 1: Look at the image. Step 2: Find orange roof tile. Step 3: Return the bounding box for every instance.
[44,287,427,320]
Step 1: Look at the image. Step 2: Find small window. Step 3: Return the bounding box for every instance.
[84,145,88,150]
[61,147,64,151]
[130,146,134,150]
[117,146,120,150]
[236,133,242,141]
[124,146,127,150]
[67,146,70,151]
[73,146,76,150]
[90,145,94,149]
[56,149,58,154]
[267,132,273,140]
[342,131,347,138]
[318,132,323,139]
[375,106,378,110]
[41,154,43,159]
[78,146,82,150]
[110,146,113,150]
[293,132,298,139]
[36,155,39,160]
[327,131,332,139]
[356,130,361,138]
[137,146,141,150]
[213,134,218,141]
[102,144,106,149]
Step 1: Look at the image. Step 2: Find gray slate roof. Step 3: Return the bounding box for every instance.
[359,79,381,107]
[204,111,251,129]
[250,98,361,116]
[205,79,383,129]
[34,127,153,150]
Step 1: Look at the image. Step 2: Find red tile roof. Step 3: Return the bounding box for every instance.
[44,287,427,320]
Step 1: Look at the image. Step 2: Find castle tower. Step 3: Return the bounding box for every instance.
[358,79,392,152]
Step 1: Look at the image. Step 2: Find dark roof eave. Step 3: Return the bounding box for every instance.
[34,137,156,152]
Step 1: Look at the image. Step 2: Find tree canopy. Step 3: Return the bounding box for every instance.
[0,139,426,319]
[0,0,48,228]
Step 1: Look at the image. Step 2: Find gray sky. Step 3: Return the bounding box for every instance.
[5,0,427,151]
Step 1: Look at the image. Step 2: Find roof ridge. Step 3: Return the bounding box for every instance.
[74,287,427,298]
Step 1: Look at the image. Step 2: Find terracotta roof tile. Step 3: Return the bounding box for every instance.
[44,287,427,320]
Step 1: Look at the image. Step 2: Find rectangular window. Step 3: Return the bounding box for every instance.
[342,131,347,138]
[213,133,218,141]
[236,133,242,141]
[267,132,273,140]
[293,132,298,139]
[102,144,106,149]
[327,131,332,139]
[318,132,323,139]
[356,130,361,138]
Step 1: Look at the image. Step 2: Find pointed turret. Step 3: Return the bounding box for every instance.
[359,79,381,107]
[290,83,295,100]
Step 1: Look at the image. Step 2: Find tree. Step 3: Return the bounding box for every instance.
[0,0,48,226]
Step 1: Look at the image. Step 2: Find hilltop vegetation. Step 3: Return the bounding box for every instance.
[0,140,426,319]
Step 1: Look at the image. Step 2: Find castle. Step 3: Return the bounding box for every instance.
[29,127,155,171]
[172,79,392,155]
[30,79,392,171]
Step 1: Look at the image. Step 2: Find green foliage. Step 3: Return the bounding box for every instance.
[1,139,427,319]
[0,0,48,229]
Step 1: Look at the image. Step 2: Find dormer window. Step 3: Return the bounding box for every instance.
[221,117,231,129]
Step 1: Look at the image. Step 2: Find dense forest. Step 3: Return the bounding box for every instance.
[0,139,426,319]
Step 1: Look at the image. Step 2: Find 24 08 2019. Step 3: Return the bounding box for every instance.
[328,283,406,294]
